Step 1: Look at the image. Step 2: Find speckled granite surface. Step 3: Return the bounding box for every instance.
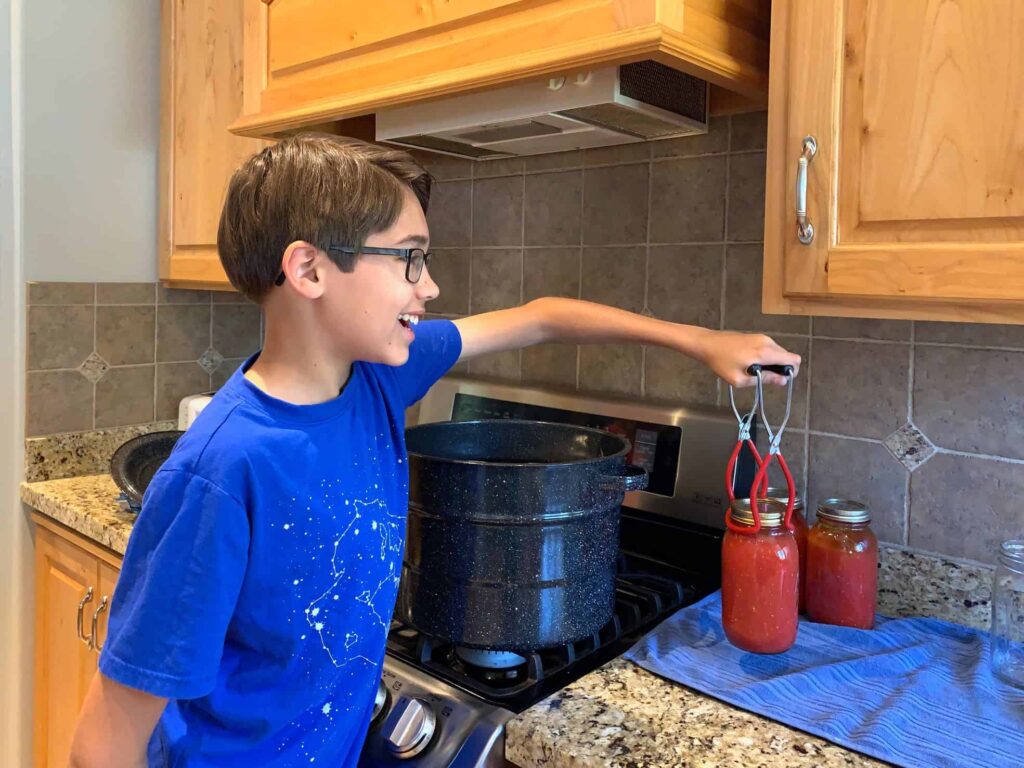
[877,545,993,630]
[21,474,133,554]
[506,658,888,768]
[19,473,995,768]
[25,421,177,483]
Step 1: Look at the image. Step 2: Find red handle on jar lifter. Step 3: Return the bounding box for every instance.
[725,365,797,534]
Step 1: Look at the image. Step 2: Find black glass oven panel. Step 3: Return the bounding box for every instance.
[450,394,681,497]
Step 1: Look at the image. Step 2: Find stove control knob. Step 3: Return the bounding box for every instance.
[384,697,436,758]
[371,680,389,726]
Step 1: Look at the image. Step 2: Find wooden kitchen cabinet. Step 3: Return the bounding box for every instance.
[763,0,1024,323]
[230,0,771,138]
[159,0,266,288]
[32,516,122,768]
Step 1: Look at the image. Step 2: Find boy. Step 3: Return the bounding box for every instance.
[69,134,799,767]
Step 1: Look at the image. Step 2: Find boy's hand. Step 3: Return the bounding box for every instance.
[695,329,802,388]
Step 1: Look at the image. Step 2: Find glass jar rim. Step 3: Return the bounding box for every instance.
[764,486,804,510]
[817,498,870,524]
[730,498,787,528]
[1000,540,1024,566]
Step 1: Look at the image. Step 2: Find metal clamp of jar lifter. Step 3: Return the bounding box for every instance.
[746,364,797,533]
[725,380,769,517]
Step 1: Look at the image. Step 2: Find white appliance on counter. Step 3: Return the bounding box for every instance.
[178,393,214,430]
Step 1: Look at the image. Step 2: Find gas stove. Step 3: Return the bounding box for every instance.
[358,377,747,767]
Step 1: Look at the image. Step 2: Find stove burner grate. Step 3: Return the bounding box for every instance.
[386,571,694,712]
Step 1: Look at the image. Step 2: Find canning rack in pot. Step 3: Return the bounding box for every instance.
[724,364,797,534]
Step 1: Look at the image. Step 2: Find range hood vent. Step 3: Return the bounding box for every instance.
[376,60,708,160]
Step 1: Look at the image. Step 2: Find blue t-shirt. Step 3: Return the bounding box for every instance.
[99,320,462,766]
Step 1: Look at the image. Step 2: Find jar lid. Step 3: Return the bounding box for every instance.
[817,498,870,524]
[731,498,787,528]
[765,486,804,510]
[999,540,1024,568]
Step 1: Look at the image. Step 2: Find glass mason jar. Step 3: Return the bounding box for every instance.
[806,499,878,629]
[722,498,799,653]
[766,486,809,613]
[991,540,1024,689]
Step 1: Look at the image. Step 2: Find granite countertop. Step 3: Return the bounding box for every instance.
[22,473,990,768]
[21,474,134,555]
[506,657,887,768]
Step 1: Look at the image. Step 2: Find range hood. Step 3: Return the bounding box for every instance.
[376,60,708,160]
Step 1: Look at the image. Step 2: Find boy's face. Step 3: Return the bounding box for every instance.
[323,185,439,367]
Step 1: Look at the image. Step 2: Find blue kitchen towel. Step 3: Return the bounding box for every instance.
[624,591,1024,768]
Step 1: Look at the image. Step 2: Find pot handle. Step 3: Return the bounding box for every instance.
[599,464,649,493]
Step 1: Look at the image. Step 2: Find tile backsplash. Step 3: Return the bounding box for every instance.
[24,114,1022,567]
[418,111,1023,567]
[26,282,261,437]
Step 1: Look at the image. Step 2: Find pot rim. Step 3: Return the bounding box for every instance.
[405,418,632,468]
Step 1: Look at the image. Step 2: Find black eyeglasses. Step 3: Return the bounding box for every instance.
[275,246,433,286]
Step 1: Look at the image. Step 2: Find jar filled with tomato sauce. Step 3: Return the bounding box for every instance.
[806,499,878,629]
[722,498,799,654]
[766,486,809,613]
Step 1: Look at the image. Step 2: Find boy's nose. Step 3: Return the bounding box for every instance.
[417,265,440,302]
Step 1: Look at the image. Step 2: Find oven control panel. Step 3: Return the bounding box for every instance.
[358,658,513,767]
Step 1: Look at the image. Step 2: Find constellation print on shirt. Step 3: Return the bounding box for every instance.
[303,495,405,668]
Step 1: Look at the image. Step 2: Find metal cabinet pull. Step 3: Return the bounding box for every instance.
[90,596,109,653]
[795,135,817,244]
[76,587,94,647]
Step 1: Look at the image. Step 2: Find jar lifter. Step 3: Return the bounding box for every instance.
[725,364,797,534]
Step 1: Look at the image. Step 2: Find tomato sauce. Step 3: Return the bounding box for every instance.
[791,509,809,613]
[765,488,808,613]
[805,501,878,629]
[722,500,799,653]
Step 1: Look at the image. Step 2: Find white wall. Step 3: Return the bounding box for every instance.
[1,0,30,763]
[22,0,160,282]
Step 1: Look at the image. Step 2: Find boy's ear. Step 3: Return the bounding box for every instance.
[280,241,326,299]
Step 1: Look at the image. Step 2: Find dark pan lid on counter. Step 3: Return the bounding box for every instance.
[110,430,184,513]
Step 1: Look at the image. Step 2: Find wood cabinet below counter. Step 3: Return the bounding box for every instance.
[32,515,122,768]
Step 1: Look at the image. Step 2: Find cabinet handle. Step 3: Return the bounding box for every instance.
[795,135,817,244]
[76,587,94,647]
[90,596,109,653]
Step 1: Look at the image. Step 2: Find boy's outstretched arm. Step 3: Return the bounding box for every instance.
[68,671,167,768]
[453,297,801,388]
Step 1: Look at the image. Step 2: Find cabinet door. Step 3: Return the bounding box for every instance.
[763,0,1024,323]
[33,528,101,768]
[159,0,265,287]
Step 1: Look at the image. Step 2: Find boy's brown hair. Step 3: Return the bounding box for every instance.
[217,134,432,302]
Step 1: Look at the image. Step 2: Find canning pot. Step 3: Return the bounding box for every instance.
[398,419,648,651]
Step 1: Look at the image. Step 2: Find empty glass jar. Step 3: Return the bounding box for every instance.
[992,540,1024,689]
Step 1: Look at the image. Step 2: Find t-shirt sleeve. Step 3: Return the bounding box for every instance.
[99,468,250,700]
[391,318,462,407]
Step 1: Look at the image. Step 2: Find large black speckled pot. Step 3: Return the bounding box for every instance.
[398,419,648,651]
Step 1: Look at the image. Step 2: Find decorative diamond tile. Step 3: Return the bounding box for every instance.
[77,352,109,383]
[198,347,224,374]
[884,423,936,471]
